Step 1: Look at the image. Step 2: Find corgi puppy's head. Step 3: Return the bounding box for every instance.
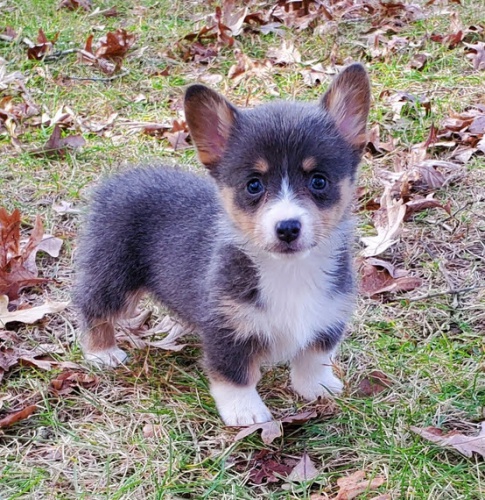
[184,63,370,256]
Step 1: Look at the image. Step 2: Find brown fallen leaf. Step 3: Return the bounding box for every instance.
[360,190,406,257]
[267,41,302,65]
[1,26,18,42]
[79,29,135,75]
[234,410,317,444]
[0,404,37,428]
[287,452,319,482]
[219,0,248,37]
[411,422,485,458]
[431,31,463,49]
[358,370,392,397]
[335,470,386,500]
[404,194,451,221]
[359,258,422,297]
[300,63,328,87]
[0,295,70,328]
[245,449,297,485]
[96,29,136,60]
[31,125,86,158]
[464,41,485,71]
[234,419,282,444]
[0,209,50,300]
[409,53,428,71]
[27,29,59,60]
[58,0,91,11]
[227,49,272,88]
[49,371,100,396]
[163,119,191,150]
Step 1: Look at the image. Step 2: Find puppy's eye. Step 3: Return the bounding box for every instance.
[310,174,327,191]
[247,178,264,195]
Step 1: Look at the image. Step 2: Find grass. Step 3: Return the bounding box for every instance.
[1,0,484,498]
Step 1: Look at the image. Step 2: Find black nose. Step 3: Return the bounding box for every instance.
[276,219,301,243]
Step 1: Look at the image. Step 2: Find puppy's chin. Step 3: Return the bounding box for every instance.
[265,242,315,260]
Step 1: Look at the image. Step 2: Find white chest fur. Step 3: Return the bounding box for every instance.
[234,242,355,363]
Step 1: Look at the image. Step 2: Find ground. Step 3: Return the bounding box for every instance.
[0,0,484,498]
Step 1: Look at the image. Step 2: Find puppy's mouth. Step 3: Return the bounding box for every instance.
[266,241,316,256]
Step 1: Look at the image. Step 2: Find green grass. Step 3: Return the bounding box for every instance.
[1,0,484,498]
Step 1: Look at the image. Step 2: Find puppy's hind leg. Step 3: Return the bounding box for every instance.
[80,317,128,369]
[76,289,141,369]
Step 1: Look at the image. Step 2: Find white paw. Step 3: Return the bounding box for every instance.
[210,381,273,426]
[292,370,343,401]
[84,347,128,368]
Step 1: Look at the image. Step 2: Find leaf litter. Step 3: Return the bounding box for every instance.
[234,409,318,443]
[411,422,485,458]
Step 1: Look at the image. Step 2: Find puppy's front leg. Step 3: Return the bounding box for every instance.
[203,331,272,426]
[291,347,344,401]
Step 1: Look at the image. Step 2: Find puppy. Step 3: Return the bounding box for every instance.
[74,63,370,426]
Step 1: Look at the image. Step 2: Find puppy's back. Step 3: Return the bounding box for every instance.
[75,166,219,325]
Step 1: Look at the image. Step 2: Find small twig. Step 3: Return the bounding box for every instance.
[442,200,474,223]
[394,285,485,303]
[43,49,78,62]
[63,70,129,82]
[87,7,117,17]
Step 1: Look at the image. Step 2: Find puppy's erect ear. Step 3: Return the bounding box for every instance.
[184,84,237,169]
[321,63,371,150]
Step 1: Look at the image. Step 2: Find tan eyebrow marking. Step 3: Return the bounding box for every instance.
[254,158,270,174]
[302,157,317,172]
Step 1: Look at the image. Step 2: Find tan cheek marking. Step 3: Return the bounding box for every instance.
[254,159,270,174]
[302,157,317,172]
[311,177,356,235]
[220,187,258,237]
[327,177,355,225]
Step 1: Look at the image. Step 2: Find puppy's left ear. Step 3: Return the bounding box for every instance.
[321,63,370,150]
[184,84,238,169]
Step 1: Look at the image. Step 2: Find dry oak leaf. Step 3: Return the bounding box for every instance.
[0,404,37,428]
[464,42,485,71]
[359,257,422,297]
[360,190,406,258]
[287,452,319,482]
[0,295,69,328]
[404,194,451,221]
[49,371,99,396]
[411,422,485,458]
[96,29,136,60]
[245,449,297,485]
[1,26,18,42]
[31,124,85,158]
[334,470,386,500]
[227,49,272,87]
[58,0,91,11]
[234,409,317,444]
[163,120,191,151]
[357,370,393,397]
[0,209,53,300]
[219,0,249,37]
[267,41,302,65]
[27,29,59,60]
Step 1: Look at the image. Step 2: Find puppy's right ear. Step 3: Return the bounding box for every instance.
[184,85,237,169]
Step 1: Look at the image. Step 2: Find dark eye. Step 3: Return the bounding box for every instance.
[247,178,264,195]
[310,174,327,191]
